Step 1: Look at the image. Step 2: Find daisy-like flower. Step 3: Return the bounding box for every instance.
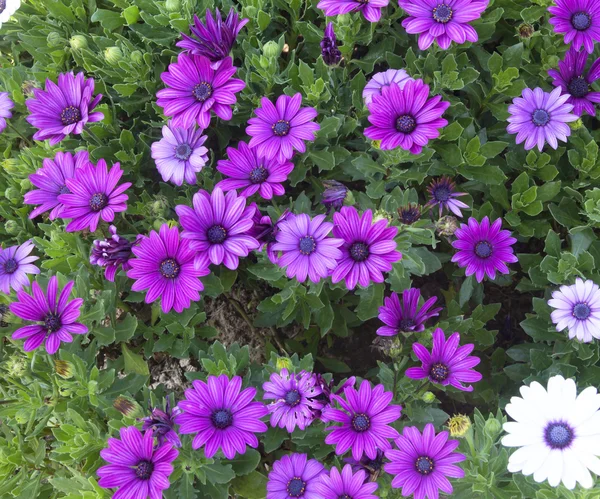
[141,397,182,448]
[364,79,449,154]
[267,453,325,499]
[405,328,482,392]
[425,176,469,217]
[317,0,390,23]
[385,423,466,498]
[321,180,348,213]
[363,69,413,106]
[90,225,140,282]
[151,122,209,186]
[25,72,103,145]
[377,288,442,336]
[344,449,386,482]
[272,213,343,283]
[97,426,178,499]
[331,206,402,290]
[321,22,342,66]
[127,224,209,314]
[0,0,21,30]
[548,0,600,54]
[399,0,489,50]
[548,47,600,117]
[176,187,259,270]
[507,87,578,151]
[0,92,14,133]
[0,241,39,294]
[314,465,378,499]
[502,375,600,490]
[312,374,357,420]
[548,277,600,343]
[156,53,245,129]
[451,216,518,282]
[324,380,402,461]
[10,276,88,354]
[176,374,268,459]
[216,141,294,199]
[246,93,320,163]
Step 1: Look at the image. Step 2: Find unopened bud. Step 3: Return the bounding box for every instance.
[54,360,74,379]
[104,47,124,66]
[422,391,436,404]
[69,35,88,50]
[263,41,281,58]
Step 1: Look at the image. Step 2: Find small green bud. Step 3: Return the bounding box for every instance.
[275,357,293,371]
[484,417,503,438]
[5,220,18,235]
[422,391,436,404]
[104,47,124,66]
[69,35,88,50]
[47,32,63,47]
[4,356,27,377]
[130,50,143,65]
[165,0,180,11]
[5,187,20,203]
[518,23,534,38]
[570,118,584,131]
[54,360,74,379]
[113,396,142,417]
[373,209,393,224]
[259,55,270,69]
[263,41,281,59]
[387,338,402,358]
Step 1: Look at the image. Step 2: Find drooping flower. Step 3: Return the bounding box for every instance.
[90,225,140,282]
[425,176,469,217]
[25,72,103,145]
[548,0,600,54]
[0,0,21,30]
[157,53,245,129]
[127,224,209,314]
[0,241,39,294]
[331,207,402,290]
[317,0,390,23]
[385,424,466,498]
[176,187,259,270]
[312,374,356,421]
[10,276,88,354]
[321,22,342,66]
[151,122,209,186]
[451,216,518,282]
[399,0,489,50]
[321,180,348,213]
[377,288,442,337]
[405,328,482,392]
[141,397,182,448]
[548,277,600,343]
[176,8,249,69]
[397,204,421,225]
[0,92,14,133]
[314,465,379,499]
[246,93,320,163]
[216,141,294,199]
[502,375,600,490]
[248,206,291,264]
[548,47,600,116]
[24,150,90,221]
[507,87,578,151]
[364,79,449,154]
[344,449,386,482]
[272,213,343,283]
[176,374,268,459]
[97,426,178,498]
[363,69,413,106]
[436,215,459,237]
[267,453,325,499]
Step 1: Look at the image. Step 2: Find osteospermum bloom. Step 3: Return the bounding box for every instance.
[127,224,209,314]
[246,93,320,163]
[507,87,578,151]
[272,213,343,283]
[377,288,442,336]
[10,276,88,354]
[321,22,342,66]
[176,374,268,459]
[548,277,600,342]
[216,141,294,199]
[363,69,413,106]
[332,207,402,290]
[451,216,518,282]
[97,426,178,499]
[364,79,449,154]
[0,0,21,30]
[314,465,378,499]
[502,375,600,490]
[324,380,402,460]
[141,398,182,448]
[317,0,390,22]
[151,122,209,186]
[312,374,357,421]
[385,424,466,498]
[548,0,600,54]
[426,176,469,217]
[406,328,482,392]
[0,241,39,294]
[90,225,139,282]
[25,72,103,145]
[548,47,600,116]
[267,453,325,499]
[0,92,14,133]
[157,53,245,129]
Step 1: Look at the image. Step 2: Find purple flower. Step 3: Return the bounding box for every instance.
[377,288,442,337]
[176,8,249,69]
[331,207,402,290]
[425,176,469,217]
[25,72,103,145]
[176,187,259,271]
[312,374,356,420]
[263,369,324,433]
[157,54,245,129]
[397,204,422,225]
[127,224,209,314]
[59,159,131,233]
[216,141,294,199]
[90,225,140,282]
[272,213,343,283]
[385,424,466,498]
[246,93,320,163]
[549,0,600,54]
[24,151,90,220]
[98,426,178,499]
[141,398,182,448]
[317,0,390,23]
[321,22,342,66]
[451,216,518,282]
[364,79,449,154]
[248,206,291,264]
[507,87,578,151]
[344,449,386,482]
[363,69,413,106]
[321,180,348,214]
[176,374,268,459]
[151,122,209,186]
[405,328,482,392]
[10,276,88,354]
[314,465,378,499]
[399,0,489,50]
[0,241,39,294]
[324,380,402,461]
[267,453,325,499]
[548,47,600,116]
[0,92,14,133]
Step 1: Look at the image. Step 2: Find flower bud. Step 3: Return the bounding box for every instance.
[422,391,436,404]
[113,396,142,417]
[5,187,20,203]
[130,50,143,65]
[518,23,534,38]
[69,35,88,50]
[436,215,459,237]
[398,205,421,225]
[54,360,74,379]
[387,338,402,358]
[104,47,124,66]
[570,118,584,131]
[275,357,293,371]
[373,209,393,224]
[6,356,27,377]
[47,32,63,47]
[5,220,19,235]
[263,41,282,59]
[447,414,471,437]
[484,417,502,438]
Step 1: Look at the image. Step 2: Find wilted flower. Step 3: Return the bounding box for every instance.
[321,22,342,66]
[447,414,471,437]
[397,204,421,225]
[377,288,442,336]
[426,176,469,217]
[113,396,138,416]
[141,397,182,447]
[436,215,459,237]
[322,180,348,213]
[54,359,74,379]
[90,225,139,282]
[518,23,534,38]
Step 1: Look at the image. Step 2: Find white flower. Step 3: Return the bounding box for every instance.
[502,375,600,490]
[0,0,21,30]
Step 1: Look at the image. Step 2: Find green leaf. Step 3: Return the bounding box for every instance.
[229,449,261,476]
[121,344,150,376]
[481,141,508,158]
[231,471,268,499]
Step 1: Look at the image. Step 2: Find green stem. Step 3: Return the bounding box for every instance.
[7,122,33,147]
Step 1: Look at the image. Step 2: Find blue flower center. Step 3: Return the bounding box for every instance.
[58,185,70,195]
[134,460,153,480]
[287,477,306,497]
[89,192,108,212]
[272,120,290,136]
[207,225,227,244]
[61,106,81,126]
[351,413,370,432]
[433,185,451,202]
[193,82,213,102]
[175,143,192,161]
[249,166,269,184]
[433,4,453,23]
[475,241,493,258]
[571,12,592,31]
[573,302,591,320]
[395,114,417,133]
[299,236,316,255]
[399,318,415,332]
[568,76,589,98]
[211,409,233,429]
[284,389,301,407]
[544,422,574,449]
[349,242,369,262]
[532,109,550,126]
[415,456,434,475]
[3,258,18,274]
[44,313,62,333]
[429,362,449,382]
[159,258,180,279]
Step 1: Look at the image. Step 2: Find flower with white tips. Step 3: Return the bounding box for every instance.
[0,0,21,30]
